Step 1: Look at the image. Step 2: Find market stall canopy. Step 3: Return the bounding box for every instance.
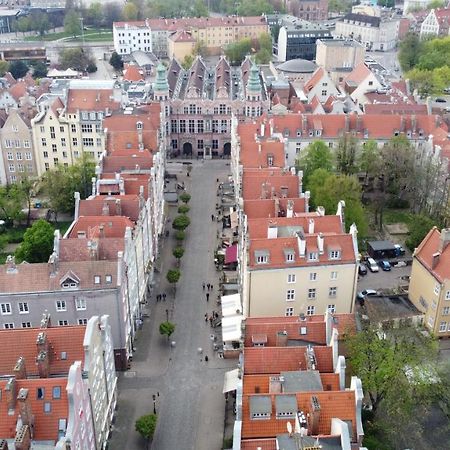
[221,293,242,317]
[222,315,243,342]
[223,368,240,393]
[225,244,238,264]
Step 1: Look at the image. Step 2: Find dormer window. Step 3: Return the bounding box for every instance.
[296,129,302,137]
[255,250,269,264]
[315,129,322,137]
[136,121,143,130]
[60,271,80,290]
[283,128,289,137]
[285,250,295,263]
[94,275,101,284]
[329,250,341,260]
[308,252,318,261]
[267,154,274,167]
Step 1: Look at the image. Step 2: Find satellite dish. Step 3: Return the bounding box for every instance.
[287,422,293,435]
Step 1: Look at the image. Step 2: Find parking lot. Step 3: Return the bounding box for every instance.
[357,263,411,295]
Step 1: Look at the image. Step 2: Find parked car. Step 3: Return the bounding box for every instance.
[394,244,405,256]
[358,263,367,276]
[357,289,378,300]
[367,257,379,272]
[379,260,391,271]
[435,97,447,103]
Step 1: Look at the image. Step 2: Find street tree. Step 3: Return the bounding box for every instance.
[159,321,175,341]
[166,268,181,293]
[109,51,124,70]
[309,170,367,235]
[178,205,190,214]
[59,47,95,72]
[87,2,104,27]
[358,139,380,184]
[174,230,185,242]
[296,140,334,188]
[15,219,54,263]
[172,214,190,231]
[18,175,36,227]
[336,134,358,175]
[179,193,191,204]
[16,16,30,35]
[225,38,252,65]
[9,60,28,80]
[122,2,139,20]
[64,10,82,38]
[135,413,157,447]
[398,33,421,72]
[0,184,24,226]
[0,60,9,77]
[405,215,436,251]
[32,61,48,79]
[172,246,185,264]
[33,11,51,36]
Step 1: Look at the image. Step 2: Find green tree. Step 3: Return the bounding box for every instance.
[159,321,175,341]
[9,60,28,79]
[109,51,124,70]
[429,0,445,7]
[32,61,48,79]
[237,0,273,15]
[172,214,190,231]
[122,2,139,20]
[192,0,208,16]
[405,215,436,251]
[18,175,36,227]
[0,60,9,77]
[135,413,157,446]
[181,54,194,70]
[64,10,81,37]
[33,11,51,36]
[174,230,185,241]
[225,38,252,65]
[399,33,422,72]
[358,140,380,184]
[193,40,207,57]
[86,62,97,73]
[172,246,185,264]
[309,170,367,235]
[59,47,95,72]
[16,16,30,35]
[87,2,104,27]
[178,205,190,214]
[166,268,181,293]
[0,184,24,226]
[15,219,54,263]
[103,2,122,27]
[336,134,358,175]
[179,193,191,204]
[296,140,334,189]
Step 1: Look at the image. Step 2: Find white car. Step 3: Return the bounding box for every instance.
[367,257,379,272]
[357,289,378,300]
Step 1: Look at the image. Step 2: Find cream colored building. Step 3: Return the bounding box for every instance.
[168,30,196,61]
[409,227,450,336]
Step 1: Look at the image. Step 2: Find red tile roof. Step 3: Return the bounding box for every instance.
[242,170,300,201]
[344,62,371,85]
[102,150,154,173]
[244,198,306,219]
[123,64,144,82]
[68,216,134,239]
[0,326,85,377]
[0,377,69,442]
[244,346,333,374]
[169,30,195,42]
[79,194,141,221]
[414,227,450,283]
[240,137,285,169]
[66,89,121,114]
[58,237,124,262]
[305,67,325,92]
[241,390,356,439]
[365,103,428,115]
[241,439,276,450]
[8,81,27,102]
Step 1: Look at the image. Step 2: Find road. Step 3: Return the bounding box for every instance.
[109,160,236,450]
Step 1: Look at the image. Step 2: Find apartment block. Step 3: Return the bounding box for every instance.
[409,228,450,337]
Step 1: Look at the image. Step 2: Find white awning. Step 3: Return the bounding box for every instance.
[230,210,238,229]
[221,293,242,317]
[222,315,243,342]
[223,368,240,393]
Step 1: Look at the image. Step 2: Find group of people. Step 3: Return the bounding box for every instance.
[204,310,220,326]
[156,293,167,302]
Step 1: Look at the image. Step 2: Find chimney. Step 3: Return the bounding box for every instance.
[74,192,80,220]
[17,389,34,427]
[92,176,97,197]
[309,396,321,435]
[308,219,315,234]
[99,225,105,238]
[276,330,288,347]
[88,240,98,261]
[305,346,317,371]
[36,331,49,353]
[6,255,17,273]
[117,251,124,287]
[274,197,280,217]
[5,377,17,413]
[269,119,274,136]
[317,233,324,254]
[261,182,268,199]
[432,252,440,269]
[36,351,49,378]
[14,425,31,450]
[267,223,278,239]
[40,313,51,328]
[286,200,294,218]
[297,231,306,258]
[344,114,350,132]
[271,186,276,199]
[336,200,346,232]
[411,114,417,133]
[53,230,60,259]
[13,357,27,380]
[102,200,110,216]
[316,206,325,216]
[304,191,310,213]
[260,121,265,137]
[0,440,9,450]
[400,115,406,132]
[302,115,308,132]
[119,178,125,195]
[439,228,450,252]
[297,170,303,196]
[115,198,122,216]
[356,115,362,132]
[48,252,58,277]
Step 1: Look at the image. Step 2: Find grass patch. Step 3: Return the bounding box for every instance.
[24,28,111,42]
[382,209,413,226]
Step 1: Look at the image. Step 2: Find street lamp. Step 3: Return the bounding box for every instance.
[152,394,156,414]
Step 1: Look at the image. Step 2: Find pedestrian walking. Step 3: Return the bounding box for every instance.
[205,355,209,362]
[211,214,215,221]
[210,284,214,291]
[207,283,210,290]
[209,316,213,326]
[156,294,160,302]
[162,293,166,301]
[202,282,205,291]
[206,292,210,302]
[205,313,208,322]
[214,312,219,319]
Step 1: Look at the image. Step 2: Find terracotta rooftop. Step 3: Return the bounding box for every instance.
[243,197,306,219]
[0,377,69,442]
[79,194,141,221]
[414,227,450,283]
[305,67,326,92]
[58,237,124,262]
[102,150,154,173]
[343,62,371,85]
[123,63,144,82]
[0,259,119,293]
[8,80,27,102]
[66,89,121,114]
[241,439,276,450]
[68,216,134,239]
[169,30,195,42]
[244,346,333,374]
[0,326,85,377]
[242,171,300,201]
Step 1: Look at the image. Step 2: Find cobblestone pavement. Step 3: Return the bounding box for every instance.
[109,159,237,450]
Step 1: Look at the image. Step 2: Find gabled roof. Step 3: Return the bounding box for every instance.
[8,81,27,102]
[0,326,85,377]
[414,227,450,283]
[242,169,300,201]
[66,89,121,113]
[169,29,195,42]
[102,150,154,173]
[123,63,144,82]
[343,62,372,85]
[68,216,134,239]
[305,67,325,92]
[79,194,141,221]
[58,237,124,262]
[244,198,306,220]
[0,377,69,442]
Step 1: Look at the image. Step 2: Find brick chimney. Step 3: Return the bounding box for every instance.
[99,225,105,239]
[308,396,321,435]
[36,332,48,353]
[439,228,450,253]
[48,252,58,277]
[286,200,294,218]
[40,313,51,328]
[5,377,17,413]
[432,252,440,269]
[14,425,31,450]
[6,255,17,274]
[274,197,280,217]
[276,330,288,347]
[102,200,110,216]
[115,198,122,216]
[36,351,49,378]
[17,388,34,428]
[0,439,9,450]
[13,357,27,380]
[88,240,99,261]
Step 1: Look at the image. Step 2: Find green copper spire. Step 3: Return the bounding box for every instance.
[153,62,169,93]
[247,62,261,94]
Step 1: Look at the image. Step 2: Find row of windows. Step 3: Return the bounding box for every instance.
[170,119,230,135]
[0,298,90,315]
[42,137,102,151]
[171,139,220,150]
[6,151,32,161]
[7,163,33,173]
[285,305,336,317]
[3,139,31,148]
[3,318,88,329]
[287,272,338,283]
[286,287,337,301]
[257,252,340,264]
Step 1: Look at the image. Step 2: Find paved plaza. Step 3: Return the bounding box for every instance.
[109,160,237,450]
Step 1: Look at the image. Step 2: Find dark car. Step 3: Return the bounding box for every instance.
[435,98,447,103]
[379,260,391,271]
[358,263,367,276]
